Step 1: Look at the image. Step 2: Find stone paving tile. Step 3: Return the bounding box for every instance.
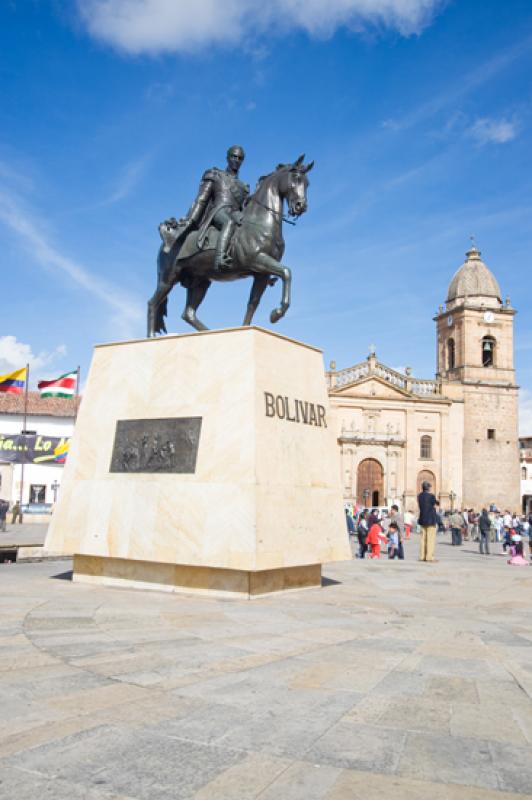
[371,668,428,696]
[0,767,125,800]
[191,752,293,799]
[325,769,532,800]
[450,702,528,744]
[413,654,514,682]
[304,721,407,773]
[490,741,532,795]
[424,675,480,704]
[375,696,451,733]
[256,761,342,800]
[8,725,247,800]
[398,731,499,790]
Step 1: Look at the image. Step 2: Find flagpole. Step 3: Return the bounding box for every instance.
[19,363,29,513]
[74,365,80,420]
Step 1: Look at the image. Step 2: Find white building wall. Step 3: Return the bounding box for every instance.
[0,414,75,506]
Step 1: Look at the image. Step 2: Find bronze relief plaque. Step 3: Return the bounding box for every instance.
[110,417,202,474]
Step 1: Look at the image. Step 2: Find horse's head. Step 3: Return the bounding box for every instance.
[275,154,314,217]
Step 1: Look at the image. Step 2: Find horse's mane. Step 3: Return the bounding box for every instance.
[255,163,293,188]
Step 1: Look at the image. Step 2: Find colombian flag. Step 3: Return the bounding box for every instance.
[53,440,70,464]
[0,367,27,395]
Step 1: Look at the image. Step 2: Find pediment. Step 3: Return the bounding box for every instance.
[330,375,413,400]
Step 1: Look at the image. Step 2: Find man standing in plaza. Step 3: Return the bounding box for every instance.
[478,508,491,555]
[11,500,22,524]
[0,499,7,532]
[449,508,464,546]
[418,480,439,562]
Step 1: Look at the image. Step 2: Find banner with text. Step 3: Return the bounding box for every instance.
[0,433,70,465]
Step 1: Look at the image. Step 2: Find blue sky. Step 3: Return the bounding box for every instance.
[1,0,531,427]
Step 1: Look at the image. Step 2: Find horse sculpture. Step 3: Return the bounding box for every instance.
[147,155,313,336]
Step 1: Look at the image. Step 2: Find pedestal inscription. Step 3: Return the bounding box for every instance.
[110,417,202,474]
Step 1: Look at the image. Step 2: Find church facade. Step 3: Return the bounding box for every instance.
[327,246,520,513]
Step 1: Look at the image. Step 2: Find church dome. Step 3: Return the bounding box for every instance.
[446,246,502,308]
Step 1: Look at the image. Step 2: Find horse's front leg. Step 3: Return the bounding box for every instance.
[243,275,269,326]
[255,253,291,323]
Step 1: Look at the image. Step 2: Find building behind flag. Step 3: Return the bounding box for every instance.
[0,391,79,515]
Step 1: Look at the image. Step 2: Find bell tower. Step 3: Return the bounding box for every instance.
[435,245,520,510]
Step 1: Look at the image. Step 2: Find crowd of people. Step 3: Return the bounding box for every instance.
[345,503,408,560]
[345,483,532,567]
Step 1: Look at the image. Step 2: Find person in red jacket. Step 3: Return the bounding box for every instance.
[366,521,387,559]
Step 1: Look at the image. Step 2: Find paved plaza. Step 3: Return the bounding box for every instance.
[1,536,532,799]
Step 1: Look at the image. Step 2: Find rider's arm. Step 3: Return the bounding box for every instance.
[183,169,215,225]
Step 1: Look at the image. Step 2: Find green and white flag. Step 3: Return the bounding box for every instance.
[38,371,77,398]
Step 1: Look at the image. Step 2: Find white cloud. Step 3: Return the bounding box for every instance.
[469,117,518,145]
[0,336,67,378]
[103,155,150,205]
[520,390,532,436]
[78,0,446,55]
[0,186,144,335]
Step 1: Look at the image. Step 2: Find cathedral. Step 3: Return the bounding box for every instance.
[327,245,520,512]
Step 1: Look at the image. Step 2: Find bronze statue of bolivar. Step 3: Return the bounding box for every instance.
[148,148,313,335]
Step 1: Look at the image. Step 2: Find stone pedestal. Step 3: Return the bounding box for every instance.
[44,327,350,597]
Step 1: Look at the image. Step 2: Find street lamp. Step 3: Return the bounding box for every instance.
[449,489,456,510]
[363,488,370,508]
[51,480,60,503]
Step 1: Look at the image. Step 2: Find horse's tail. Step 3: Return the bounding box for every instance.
[154,297,168,335]
[148,248,172,335]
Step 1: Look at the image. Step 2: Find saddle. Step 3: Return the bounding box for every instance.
[177,226,220,261]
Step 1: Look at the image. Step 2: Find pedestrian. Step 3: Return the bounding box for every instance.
[469,509,479,541]
[494,513,503,543]
[356,510,369,559]
[345,508,356,557]
[367,508,380,530]
[507,540,529,566]
[526,519,532,561]
[11,501,22,524]
[478,508,491,555]
[0,499,7,532]
[449,509,464,546]
[403,509,413,540]
[389,505,405,558]
[366,519,387,559]
[417,480,439,562]
[502,526,512,552]
[387,521,401,559]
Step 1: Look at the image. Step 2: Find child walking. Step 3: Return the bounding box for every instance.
[366,520,387,559]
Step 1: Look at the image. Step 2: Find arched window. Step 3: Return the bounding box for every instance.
[420,435,432,459]
[417,470,436,495]
[447,338,455,370]
[482,336,495,367]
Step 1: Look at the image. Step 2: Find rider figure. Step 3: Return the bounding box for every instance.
[178,145,249,272]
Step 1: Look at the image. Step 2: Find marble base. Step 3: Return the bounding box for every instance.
[44,326,350,595]
[73,554,321,598]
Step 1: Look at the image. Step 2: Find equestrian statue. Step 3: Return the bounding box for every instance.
[147,146,313,336]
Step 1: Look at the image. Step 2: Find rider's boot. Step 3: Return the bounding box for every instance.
[214,219,235,273]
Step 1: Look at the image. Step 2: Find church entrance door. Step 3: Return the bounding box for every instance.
[357,458,384,507]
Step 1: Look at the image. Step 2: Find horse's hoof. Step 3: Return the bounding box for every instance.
[270,308,283,324]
